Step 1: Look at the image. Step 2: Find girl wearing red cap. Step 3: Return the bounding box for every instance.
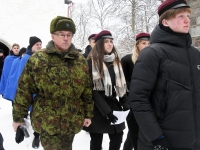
[83,30,129,150]
[121,32,150,150]
[129,0,200,150]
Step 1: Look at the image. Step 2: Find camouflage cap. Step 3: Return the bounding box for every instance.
[50,16,76,34]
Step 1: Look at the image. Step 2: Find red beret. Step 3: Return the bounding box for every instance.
[94,30,113,42]
[136,32,150,41]
[158,0,190,17]
[88,34,96,40]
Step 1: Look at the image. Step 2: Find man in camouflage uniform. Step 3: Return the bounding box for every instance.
[12,16,94,150]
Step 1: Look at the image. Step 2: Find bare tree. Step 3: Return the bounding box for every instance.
[71,3,94,50]
[70,0,161,56]
[89,0,121,30]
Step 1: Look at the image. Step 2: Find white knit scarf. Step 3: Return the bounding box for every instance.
[92,53,127,98]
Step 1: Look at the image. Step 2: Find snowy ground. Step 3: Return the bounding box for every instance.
[0,96,129,150]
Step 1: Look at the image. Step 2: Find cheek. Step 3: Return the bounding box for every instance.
[144,43,149,48]
[139,45,145,51]
[53,38,60,45]
[110,44,113,51]
[104,48,109,53]
[170,20,181,29]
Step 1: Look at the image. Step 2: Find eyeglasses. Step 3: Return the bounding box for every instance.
[53,33,72,38]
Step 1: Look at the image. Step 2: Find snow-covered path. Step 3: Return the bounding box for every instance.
[0,96,128,150]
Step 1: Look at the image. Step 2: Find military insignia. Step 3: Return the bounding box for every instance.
[66,23,70,27]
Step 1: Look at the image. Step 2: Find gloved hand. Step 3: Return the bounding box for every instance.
[15,125,25,144]
[107,112,118,124]
[152,136,171,150]
[119,95,129,111]
[15,125,29,144]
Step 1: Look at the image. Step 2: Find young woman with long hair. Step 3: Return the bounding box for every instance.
[121,32,150,150]
[84,30,129,150]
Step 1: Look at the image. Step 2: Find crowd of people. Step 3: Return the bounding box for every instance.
[0,38,42,149]
[1,0,200,150]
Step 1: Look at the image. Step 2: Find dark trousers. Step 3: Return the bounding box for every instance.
[123,110,139,150]
[0,133,4,150]
[90,131,123,150]
[123,132,134,150]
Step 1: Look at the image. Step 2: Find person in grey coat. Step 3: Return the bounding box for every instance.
[129,0,200,149]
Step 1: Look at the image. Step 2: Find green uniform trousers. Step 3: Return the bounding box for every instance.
[40,133,75,150]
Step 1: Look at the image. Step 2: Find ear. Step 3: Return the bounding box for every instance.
[162,19,169,27]
[51,34,55,40]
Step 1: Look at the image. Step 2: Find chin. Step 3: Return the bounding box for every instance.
[181,31,189,34]
[176,29,189,34]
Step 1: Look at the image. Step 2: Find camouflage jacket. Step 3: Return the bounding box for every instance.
[13,41,93,135]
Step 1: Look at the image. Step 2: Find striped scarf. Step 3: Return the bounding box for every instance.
[92,53,127,98]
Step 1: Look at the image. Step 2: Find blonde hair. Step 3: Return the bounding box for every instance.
[159,7,191,23]
[132,40,140,64]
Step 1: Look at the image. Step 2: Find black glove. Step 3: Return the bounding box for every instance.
[152,137,171,150]
[119,95,129,111]
[15,126,25,144]
[107,112,118,124]
[15,125,29,144]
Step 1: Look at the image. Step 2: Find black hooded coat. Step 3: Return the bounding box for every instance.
[129,25,200,149]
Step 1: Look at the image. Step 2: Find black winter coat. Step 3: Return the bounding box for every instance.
[129,25,200,149]
[83,59,128,134]
[121,54,134,90]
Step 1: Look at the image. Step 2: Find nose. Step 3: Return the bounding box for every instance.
[185,16,190,23]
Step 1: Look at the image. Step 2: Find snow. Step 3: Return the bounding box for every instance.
[0,96,129,150]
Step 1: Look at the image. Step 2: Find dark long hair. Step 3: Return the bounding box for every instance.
[87,38,121,78]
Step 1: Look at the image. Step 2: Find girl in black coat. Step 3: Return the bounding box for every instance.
[121,32,150,150]
[83,30,129,150]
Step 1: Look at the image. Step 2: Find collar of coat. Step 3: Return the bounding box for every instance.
[46,40,79,59]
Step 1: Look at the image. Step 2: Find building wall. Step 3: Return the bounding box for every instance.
[188,0,200,50]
